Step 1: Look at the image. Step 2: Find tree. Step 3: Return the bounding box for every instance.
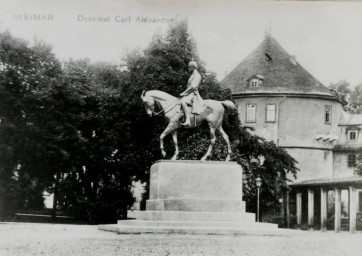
[328,80,351,101]
[355,155,362,176]
[328,80,362,114]
[328,80,351,112]
[0,32,135,223]
[0,31,63,219]
[123,20,298,215]
[53,59,134,223]
[348,83,362,114]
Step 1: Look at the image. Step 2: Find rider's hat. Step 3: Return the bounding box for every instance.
[188,60,198,68]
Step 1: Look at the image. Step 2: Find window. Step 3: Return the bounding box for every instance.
[250,79,259,87]
[348,154,357,167]
[266,104,276,122]
[246,104,256,123]
[348,130,358,141]
[325,106,331,124]
[247,75,264,87]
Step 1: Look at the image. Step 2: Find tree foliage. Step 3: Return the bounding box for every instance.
[329,80,351,101]
[0,32,134,223]
[0,31,62,218]
[55,59,134,223]
[348,83,362,114]
[328,80,362,114]
[355,153,362,176]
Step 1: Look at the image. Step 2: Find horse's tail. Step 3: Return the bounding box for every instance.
[221,100,237,111]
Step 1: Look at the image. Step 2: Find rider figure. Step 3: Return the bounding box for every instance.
[180,60,202,126]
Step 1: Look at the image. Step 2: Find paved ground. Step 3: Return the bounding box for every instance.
[0,222,361,256]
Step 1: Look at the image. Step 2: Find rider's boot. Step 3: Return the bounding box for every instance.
[181,102,191,126]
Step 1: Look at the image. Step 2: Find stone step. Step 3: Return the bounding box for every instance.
[98,224,303,236]
[128,210,256,222]
[117,219,278,229]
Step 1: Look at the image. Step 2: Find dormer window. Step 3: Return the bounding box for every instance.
[250,79,259,87]
[247,75,264,88]
[348,130,358,141]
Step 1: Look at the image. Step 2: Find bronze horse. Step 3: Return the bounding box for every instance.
[141,90,236,161]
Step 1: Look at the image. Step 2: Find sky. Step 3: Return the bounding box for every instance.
[1,0,362,87]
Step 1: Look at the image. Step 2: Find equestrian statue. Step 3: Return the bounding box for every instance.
[141,60,236,161]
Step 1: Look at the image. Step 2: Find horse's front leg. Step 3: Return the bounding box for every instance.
[201,125,216,161]
[171,131,179,160]
[160,123,177,158]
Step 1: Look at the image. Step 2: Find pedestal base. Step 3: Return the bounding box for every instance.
[99,160,288,235]
[127,210,255,222]
[147,199,245,212]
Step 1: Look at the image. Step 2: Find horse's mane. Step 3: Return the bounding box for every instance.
[146,90,178,102]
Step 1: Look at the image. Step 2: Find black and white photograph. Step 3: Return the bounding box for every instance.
[0,0,362,255]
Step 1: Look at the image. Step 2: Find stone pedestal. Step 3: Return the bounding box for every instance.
[99,160,289,235]
[147,160,244,212]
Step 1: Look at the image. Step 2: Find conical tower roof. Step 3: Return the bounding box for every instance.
[222,35,340,100]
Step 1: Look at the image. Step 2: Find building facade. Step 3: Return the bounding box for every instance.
[222,34,362,232]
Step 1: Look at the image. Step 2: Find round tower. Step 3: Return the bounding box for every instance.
[222,34,345,181]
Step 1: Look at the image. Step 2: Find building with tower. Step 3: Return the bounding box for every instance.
[222,33,362,232]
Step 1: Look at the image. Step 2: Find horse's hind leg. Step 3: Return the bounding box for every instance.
[201,124,216,161]
[171,131,179,160]
[218,126,231,161]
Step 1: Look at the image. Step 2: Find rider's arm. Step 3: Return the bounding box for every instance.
[180,86,195,96]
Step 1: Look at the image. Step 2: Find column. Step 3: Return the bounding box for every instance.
[296,192,302,229]
[308,189,314,230]
[349,186,357,233]
[334,188,341,232]
[285,190,290,228]
[320,188,328,232]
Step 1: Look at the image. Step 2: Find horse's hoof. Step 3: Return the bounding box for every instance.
[225,155,230,162]
[181,121,191,126]
[161,151,166,158]
[200,157,207,161]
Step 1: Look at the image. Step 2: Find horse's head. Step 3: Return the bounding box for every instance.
[141,90,155,117]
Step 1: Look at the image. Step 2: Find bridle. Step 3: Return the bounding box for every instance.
[144,97,179,116]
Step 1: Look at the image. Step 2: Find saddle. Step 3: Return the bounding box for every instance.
[191,93,205,115]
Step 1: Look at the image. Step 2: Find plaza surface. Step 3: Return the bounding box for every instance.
[0,223,361,256]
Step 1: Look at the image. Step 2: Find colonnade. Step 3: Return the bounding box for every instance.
[292,186,360,233]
